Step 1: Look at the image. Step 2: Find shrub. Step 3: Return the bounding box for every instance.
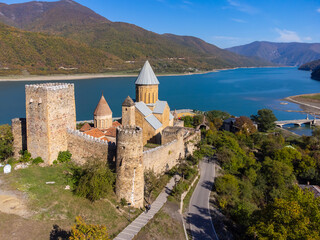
[19,150,32,163]
[0,124,13,161]
[57,150,72,163]
[32,157,44,165]
[69,216,110,240]
[73,160,115,201]
[120,198,127,207]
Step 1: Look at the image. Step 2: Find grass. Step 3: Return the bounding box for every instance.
[144,143,161,149]
[133,208,185,240]
[301,94,320,101]
[2,163,139,238]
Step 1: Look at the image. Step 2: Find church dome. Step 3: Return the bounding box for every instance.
[135,60,160,85]
[94,94,112,116]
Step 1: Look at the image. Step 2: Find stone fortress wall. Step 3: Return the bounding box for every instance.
[116,126,144,208]
[66,129,116,165]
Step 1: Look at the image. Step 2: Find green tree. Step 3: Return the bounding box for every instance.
[57,150,72,163]
[234,116,257,136]
[251,109,277,132]
[205,110,231,122]
[74,160,115,201]
[0,124,13,161]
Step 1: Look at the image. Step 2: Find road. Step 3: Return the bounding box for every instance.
[187,159,219,240]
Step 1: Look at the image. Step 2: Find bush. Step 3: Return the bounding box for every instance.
[73,160,115,201]
[0,124,13,161]
[69,216,110,240]
[32,157,44,165]
[57,150,72,163]
[19,150,32,163]
[120,198,127,207]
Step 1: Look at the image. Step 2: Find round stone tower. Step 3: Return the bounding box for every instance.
[122,96,135,127]
[116,126,144,208]
[94,93,112,129]
[135,60,159,104]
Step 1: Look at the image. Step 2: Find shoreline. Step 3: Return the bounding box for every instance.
[0,66,282,82]
[284,93,320,116]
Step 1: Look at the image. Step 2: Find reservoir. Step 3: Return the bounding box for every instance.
[0,67,319,135]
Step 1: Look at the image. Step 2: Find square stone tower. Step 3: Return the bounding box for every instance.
[25,83,76,164]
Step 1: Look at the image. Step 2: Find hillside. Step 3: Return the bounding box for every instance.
[0,0,272,74]
[299,59,320,71]
[227,41,320,66]
[0,23,122,75]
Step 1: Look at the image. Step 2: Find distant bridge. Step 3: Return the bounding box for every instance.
[276,116,317,128]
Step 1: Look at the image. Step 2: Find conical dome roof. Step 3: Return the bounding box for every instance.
[94,94,112,116]
[135,60,160,85]
[122,96,135,107]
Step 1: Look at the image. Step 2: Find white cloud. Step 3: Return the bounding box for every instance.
[317,8,320,13]
[231,18,246,23]
[227,0,258,14]
[275,28,302,42]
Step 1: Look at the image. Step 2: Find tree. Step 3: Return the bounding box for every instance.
[57,150,72,163]
[74,160,115,201]
[234,116,257,135]
[205,110,231,122]
[0,124,13,161]
[69,216,110,240]
[251,109,277,132]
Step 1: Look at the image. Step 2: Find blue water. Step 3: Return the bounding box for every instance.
[0,67,319,135]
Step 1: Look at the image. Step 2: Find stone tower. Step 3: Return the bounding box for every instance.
[135,60,159,104]
[25,83,76,164]
[122,96,135,127]
[94,94,112,129]
[116,126,144,208]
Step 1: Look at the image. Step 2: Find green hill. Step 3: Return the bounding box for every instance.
[0,0,272,74]
[0,23,122,75]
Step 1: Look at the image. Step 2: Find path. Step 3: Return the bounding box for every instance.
[114,175,179,240]
[187,159,219,240]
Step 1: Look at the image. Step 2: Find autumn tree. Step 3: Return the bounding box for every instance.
[234,116,257,135]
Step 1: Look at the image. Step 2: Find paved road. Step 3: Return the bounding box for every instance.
[114,175,179,240]
[187,159,219,240]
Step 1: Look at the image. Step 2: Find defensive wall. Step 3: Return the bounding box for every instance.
[67,129,116,165]
[11,118,27,158]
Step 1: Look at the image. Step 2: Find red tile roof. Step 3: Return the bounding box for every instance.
[104,127,117,138]
[83,128,105,139]
[112,121,121,127]
[80,123,92,132]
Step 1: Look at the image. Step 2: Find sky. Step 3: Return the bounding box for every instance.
[1,0,320,48]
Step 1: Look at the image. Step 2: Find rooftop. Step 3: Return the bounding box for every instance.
[122,96,135,107]
[94,94,112,116]
[153,100,167,114]
[145,114,162,130]
[83,128,105,139]
[135,60,160,85]
[135,101,152,117]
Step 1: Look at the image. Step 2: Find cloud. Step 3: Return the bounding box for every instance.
[317,8,320,13]
[231,18,246,23]
[275,28,302,42]
[226,0,258,14]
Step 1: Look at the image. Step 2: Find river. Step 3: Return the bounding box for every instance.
[0,67,319,135]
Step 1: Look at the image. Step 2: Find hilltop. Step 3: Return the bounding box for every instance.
[299,59,320,71]
[0,0,271,75]
[0,23,123,75]
[227,41,320,66]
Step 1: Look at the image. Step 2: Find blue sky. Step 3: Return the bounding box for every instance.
[2,0,320,48]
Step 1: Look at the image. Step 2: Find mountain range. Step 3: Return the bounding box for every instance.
[227,41,320,67]
[0,0,271,75]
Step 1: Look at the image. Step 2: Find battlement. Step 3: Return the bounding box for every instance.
[116,126,142,136]
[144,139,177,154]
[25,83,74,91]
[67,129,109,146]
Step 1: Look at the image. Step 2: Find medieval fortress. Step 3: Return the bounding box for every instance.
[11,61,200,208]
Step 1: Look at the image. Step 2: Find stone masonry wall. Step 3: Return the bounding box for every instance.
[67,129,114,165]
[116,126,144,208]
[25,83,76,164]
[11,118,27,158]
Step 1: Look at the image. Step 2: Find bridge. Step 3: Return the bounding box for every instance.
[276,115,317,128]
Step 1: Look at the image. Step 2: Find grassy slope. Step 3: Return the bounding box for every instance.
[0,23,123,75]
[1,164,138,239]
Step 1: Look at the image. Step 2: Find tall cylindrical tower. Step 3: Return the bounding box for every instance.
[116,126,144,208]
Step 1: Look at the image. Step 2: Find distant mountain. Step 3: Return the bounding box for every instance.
[299,59,320,71]
[0,23,122,75]
[0,0,272,74]
[226,41,320,66]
